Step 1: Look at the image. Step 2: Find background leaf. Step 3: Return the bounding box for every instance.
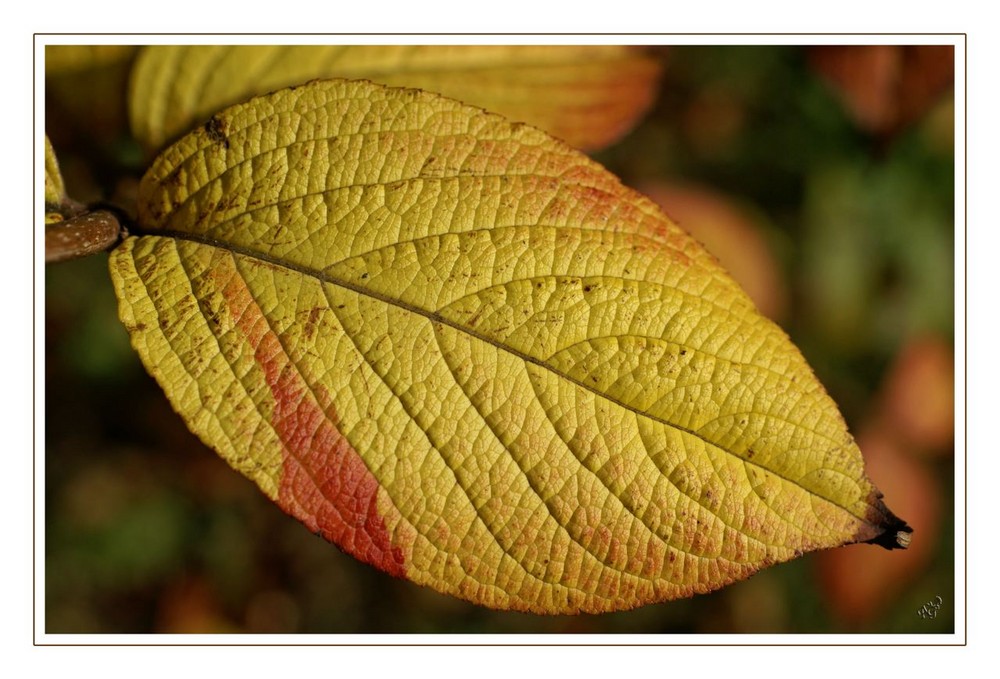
[111,78,906,614]
[44,135,67,220]
[128,45,662,154]
[808,46,954,138]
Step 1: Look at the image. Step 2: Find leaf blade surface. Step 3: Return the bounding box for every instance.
[111,79,907,613]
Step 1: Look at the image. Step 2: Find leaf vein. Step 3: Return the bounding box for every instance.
[143,231,880,530]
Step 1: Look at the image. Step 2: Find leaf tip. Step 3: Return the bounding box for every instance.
[866,526,913,551]
[863,502,913,551]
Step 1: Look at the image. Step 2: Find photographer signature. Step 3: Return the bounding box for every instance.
[917,595,944,619]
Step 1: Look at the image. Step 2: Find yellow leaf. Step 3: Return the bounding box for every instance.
[110,79,908,614]
[128,44,662,153]
[44,135,66,212]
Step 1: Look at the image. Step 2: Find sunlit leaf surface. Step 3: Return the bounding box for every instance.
[111,79,908,614]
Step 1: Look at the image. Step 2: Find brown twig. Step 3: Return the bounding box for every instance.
[45,209,123,263]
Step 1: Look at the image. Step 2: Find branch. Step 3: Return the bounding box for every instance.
[45,210,123,263]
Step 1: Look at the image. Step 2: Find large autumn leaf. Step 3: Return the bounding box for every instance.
[110,79,909,614]
[128,44,662,153]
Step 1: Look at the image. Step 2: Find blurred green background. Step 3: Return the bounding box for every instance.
[44,44,956,634]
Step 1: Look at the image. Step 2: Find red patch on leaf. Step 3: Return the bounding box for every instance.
[221,266,406,578]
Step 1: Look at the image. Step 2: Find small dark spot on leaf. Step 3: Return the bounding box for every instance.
[360,272,369,279]
[164,167,183,187]
[204,116,230,149]
[304,307,322,341]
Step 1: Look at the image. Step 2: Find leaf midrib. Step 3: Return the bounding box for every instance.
[132,228,876,528]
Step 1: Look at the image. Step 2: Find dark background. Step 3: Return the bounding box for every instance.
[44,44,956,634]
